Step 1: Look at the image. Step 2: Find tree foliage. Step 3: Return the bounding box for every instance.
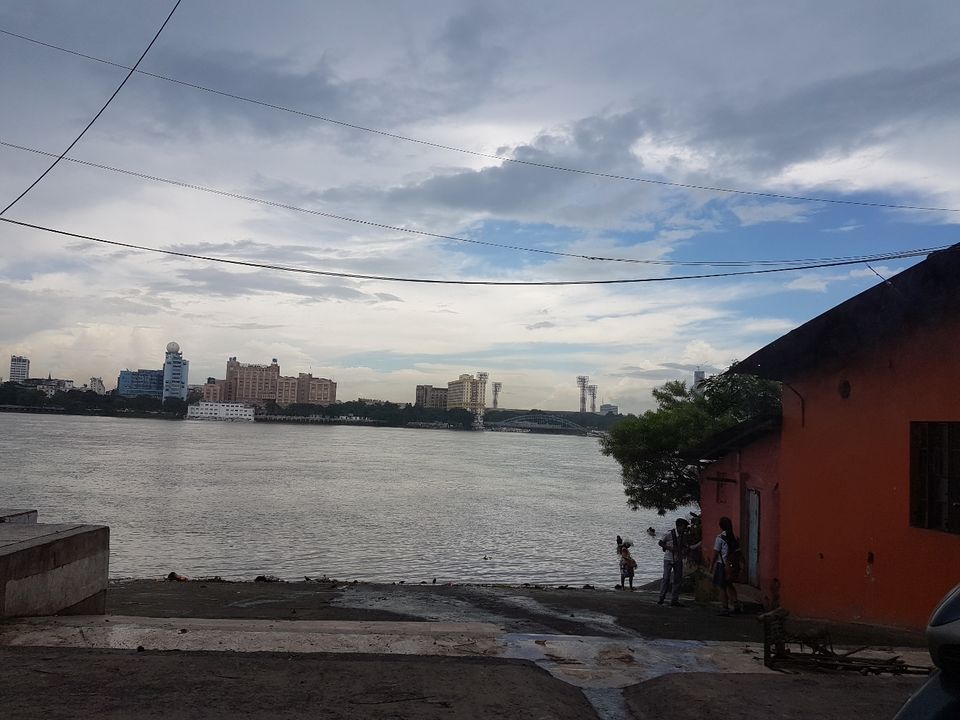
[273,399,476,430]
[600,372,781,514]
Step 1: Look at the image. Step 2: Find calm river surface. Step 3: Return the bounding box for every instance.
[1,414,671,586]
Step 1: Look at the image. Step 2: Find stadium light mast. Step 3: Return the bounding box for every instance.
[576,375,589,413]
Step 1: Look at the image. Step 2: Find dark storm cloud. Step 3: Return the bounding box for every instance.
[386,110,649,213]
[691,56,960,172]
[128,50,380,140]
[432,5,511,95]
[303,109,671,231]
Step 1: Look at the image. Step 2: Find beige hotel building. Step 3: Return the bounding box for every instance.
[201,357,336,408]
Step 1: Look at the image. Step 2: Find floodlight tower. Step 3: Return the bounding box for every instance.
[576,375,589,413]
[492,382,503,409]
[587,385,598,413]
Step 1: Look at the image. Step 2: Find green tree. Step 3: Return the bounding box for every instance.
[0,382,47,407]
[162,397,188,417]
[600,371,780,514]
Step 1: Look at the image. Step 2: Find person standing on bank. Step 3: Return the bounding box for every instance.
[657,518,690,606]
[618,539,637,590]
[711,516,742,615]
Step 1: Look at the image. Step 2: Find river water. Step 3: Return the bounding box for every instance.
[1,414,672,586]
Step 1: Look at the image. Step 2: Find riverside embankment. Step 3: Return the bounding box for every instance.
[0,579,929,719]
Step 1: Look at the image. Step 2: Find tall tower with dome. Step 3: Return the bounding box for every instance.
[162,341,189,401]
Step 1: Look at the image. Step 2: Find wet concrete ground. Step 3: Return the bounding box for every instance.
[0,579,930,719]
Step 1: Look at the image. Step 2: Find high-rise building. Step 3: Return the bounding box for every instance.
[213,358,337,408]
[9,355,29,383]
[162,341,189,401]
[447,373,487,414]
[201,377,229,402]
[226,357,280,405]
[117,369,164,398]
[89,377,106,395]
[296,373,336,405]
[415,384,448,409]
[276,375,298,406]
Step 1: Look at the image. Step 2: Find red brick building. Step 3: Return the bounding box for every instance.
[709,245,960,628]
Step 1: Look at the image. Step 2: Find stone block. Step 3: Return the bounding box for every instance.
[0,509,38,524]
[0,524,109,618]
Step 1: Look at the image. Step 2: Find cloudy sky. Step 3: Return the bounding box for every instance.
[2,1,959,413]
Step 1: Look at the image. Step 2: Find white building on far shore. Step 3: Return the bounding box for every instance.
[9,355,29,383]
[163,341,189,401]
[186,401,255,422]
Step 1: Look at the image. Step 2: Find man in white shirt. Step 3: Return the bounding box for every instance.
[657,518,690,606]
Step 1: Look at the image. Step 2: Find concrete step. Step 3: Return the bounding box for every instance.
[0,523,109,617]
[0,615,504,656]
[0,509,37,524]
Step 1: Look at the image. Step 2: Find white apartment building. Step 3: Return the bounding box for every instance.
[24,378,74,397]
[186,401,255,422]
[446,372,488,415]
[89,377,106,395]
[162,341,189,400]
[9,355,29,383]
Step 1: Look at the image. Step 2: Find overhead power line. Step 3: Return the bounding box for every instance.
[0,217,944,286]
[0,140,945,270]
[2,26,958,215]
[0,2,182,216]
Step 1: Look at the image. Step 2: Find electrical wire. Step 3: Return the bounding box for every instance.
[0,217,945,286]
[2,26,957,215]
[0,2,182,216]
[0,140,946,270]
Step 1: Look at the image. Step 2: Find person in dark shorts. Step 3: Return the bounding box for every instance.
[618,539,637,590]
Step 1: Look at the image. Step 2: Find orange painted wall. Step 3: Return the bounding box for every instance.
[778,315,960,628]
[700,433,780,608]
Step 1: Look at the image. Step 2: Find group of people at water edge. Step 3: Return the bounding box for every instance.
[617,516,743,615]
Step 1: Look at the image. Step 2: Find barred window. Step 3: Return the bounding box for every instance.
[911,422,960,534]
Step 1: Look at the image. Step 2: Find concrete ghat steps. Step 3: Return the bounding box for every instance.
[1,616,930,690]
[0,616,503,656]
[0,615,783,689]
[0,523,109,617]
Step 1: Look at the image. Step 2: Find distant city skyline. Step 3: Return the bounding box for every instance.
[10,341,632,414]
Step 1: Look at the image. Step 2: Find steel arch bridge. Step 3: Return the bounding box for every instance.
[488,414,589,434]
